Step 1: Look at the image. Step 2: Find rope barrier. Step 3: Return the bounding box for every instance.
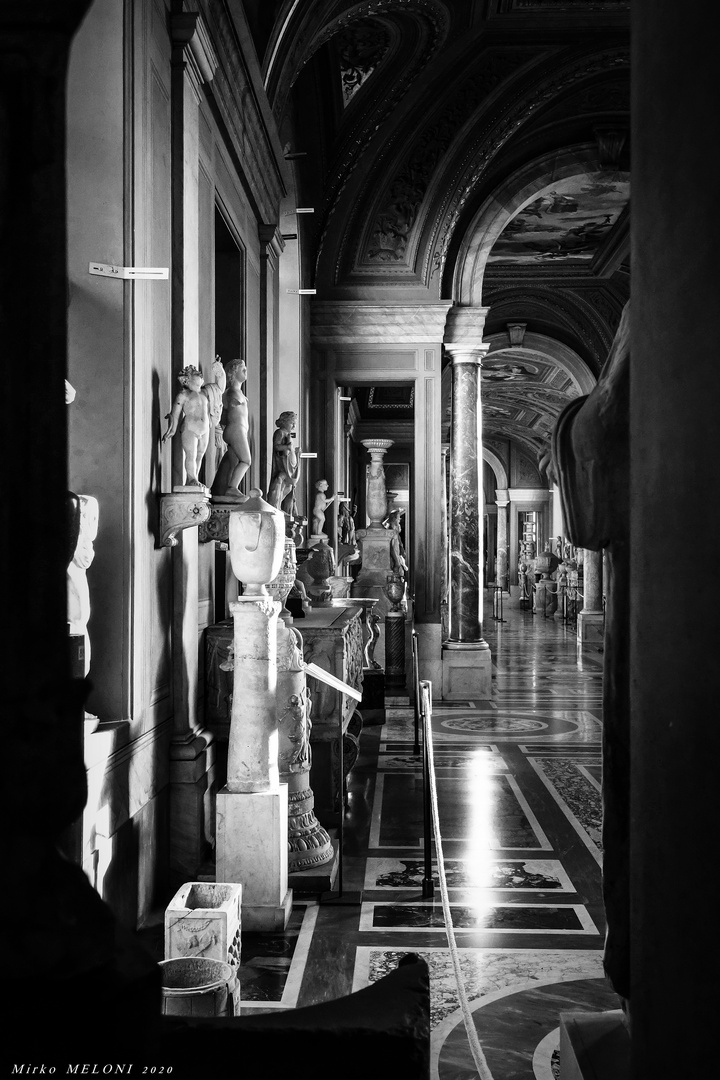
[419,680,494,1080]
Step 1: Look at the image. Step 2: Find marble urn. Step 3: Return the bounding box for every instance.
[228,488,285,595]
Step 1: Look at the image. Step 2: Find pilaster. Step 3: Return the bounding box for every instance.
[167,10,218,877]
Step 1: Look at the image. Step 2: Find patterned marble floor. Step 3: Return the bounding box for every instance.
[142,597,616,1076]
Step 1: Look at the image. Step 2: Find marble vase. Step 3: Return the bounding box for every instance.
[362,438,393,528]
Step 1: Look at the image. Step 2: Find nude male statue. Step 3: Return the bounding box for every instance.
[162,365,210,487]
[210,358,252,501]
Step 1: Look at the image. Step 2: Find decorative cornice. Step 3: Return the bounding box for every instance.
[198,0,288,219]
[311,300,452,343]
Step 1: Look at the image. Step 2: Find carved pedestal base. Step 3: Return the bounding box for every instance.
[442,642,492,700]
[287,787,333,872]
[216,786,292,932]
[160,491,211,547]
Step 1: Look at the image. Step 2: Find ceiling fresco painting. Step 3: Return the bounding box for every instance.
[488,172,630,264]
[274,1,630,476]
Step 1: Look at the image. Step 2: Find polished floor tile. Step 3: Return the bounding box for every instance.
[176,596,612,1077]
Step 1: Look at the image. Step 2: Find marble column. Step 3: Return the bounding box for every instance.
[352,438,396,610]
[440,443,450,638]
[577,547,604,646]
[627,5,720,1073]
[495,490,509,592]
[442,330,492,699]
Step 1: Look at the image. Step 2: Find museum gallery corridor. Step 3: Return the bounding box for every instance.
[141,598,617,1079]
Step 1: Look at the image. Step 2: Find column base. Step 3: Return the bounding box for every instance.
[442,642,492,700]
[216,785,292,932]
[241,891,294,932]
[559,1009,630,1080]
[577,611,605,646]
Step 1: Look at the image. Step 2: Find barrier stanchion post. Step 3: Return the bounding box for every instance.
[412,630,421,756]
[420,680,434,900]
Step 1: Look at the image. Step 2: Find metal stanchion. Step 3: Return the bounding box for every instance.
[411,630,421,756]
[419,680,434,900]
[491,584,505,622]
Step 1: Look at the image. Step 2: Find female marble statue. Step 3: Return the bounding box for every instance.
[210,358,251,501]
[201,356,227,476]
[267,410,301,514]
[67,492,99,677]
[540,300,630,1003]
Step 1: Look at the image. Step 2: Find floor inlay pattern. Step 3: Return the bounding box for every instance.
[359,901,599,934]
[527,757,604,856]
[133,599,610,1077]
[363,857,575,892]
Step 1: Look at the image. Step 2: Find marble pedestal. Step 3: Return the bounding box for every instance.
[559,1010,630,1080]
[534,578,558,617]
[216,786,292,931]
[577,611,605,646]
[360,666,385,725]
[352,530,395,612]
[442,643,492,700]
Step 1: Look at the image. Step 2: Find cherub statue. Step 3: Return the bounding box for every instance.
[311,479,336,537]
[210,358,252,502]
[162,365,210,487]
[267,410,301,515]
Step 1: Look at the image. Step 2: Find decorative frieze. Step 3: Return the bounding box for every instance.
[311,301,452,344]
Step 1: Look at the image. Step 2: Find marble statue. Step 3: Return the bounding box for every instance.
[67,492,99,677]
[364,607,381,668]
[202,356,226,475]
[304,539,336,604]
[267,410,301,515]
[540,299,630,1004]
[311,479,336,538]
[162,365,211,487]
[210,358,251,502]
[338,498,357,548]
[384,508,408,576]
[337,499,360,567]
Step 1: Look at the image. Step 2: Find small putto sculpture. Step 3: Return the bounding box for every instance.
[311,479,336,538]
[162,365,211,487]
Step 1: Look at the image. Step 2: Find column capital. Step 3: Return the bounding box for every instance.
[445,344,490,364]
[444,305,490,356]
[169,12,218,84]
[495,489,509,506]
[259,223,285,261]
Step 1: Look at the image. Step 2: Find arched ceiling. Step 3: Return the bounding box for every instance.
[255,0,630,469]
